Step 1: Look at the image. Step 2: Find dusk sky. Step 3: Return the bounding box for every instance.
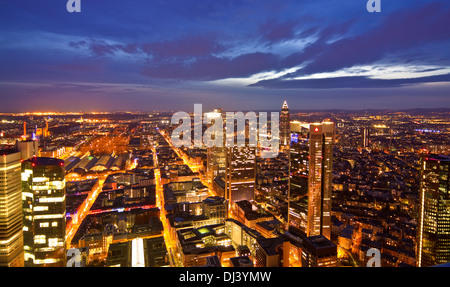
[0,0,449,112]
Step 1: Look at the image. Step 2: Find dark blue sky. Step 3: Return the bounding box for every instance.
[0,0,449,112]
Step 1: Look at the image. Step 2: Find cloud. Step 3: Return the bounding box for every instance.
[287,2,450,77]
[249,1,450,89]
[141,52,280,81]
[141,34,227,60]
[250,73,450,89]
[259,18,300,44]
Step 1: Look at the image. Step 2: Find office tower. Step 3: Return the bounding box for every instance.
[288,123,310,231]
[301,235,337,267]
[22,157,66,267]
[307,122,334,240]
[0,148,24,267]
[417,154,450,267]
[280,101,290,154]
[206,108,226,185]
[0,141,39,267]
[207,146,226,184]
[225,146,256,204]
[362,127,370,148]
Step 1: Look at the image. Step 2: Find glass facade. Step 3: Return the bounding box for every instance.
[417,155,450,267]
[0,150,24,267]
[307,123,334,240]
[22,157,66,267]
[225,146,256,204]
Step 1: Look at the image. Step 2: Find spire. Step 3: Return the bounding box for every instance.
[282,100,288,109]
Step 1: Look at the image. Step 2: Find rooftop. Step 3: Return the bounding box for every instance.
[24,156,64,166]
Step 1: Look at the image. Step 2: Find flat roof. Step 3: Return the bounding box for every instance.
[24,156,64,166]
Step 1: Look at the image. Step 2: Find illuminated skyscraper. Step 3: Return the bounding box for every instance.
[307,122,334,240]
[206,108,226,185]
[417,154,450,267]
[22,157,66,267]
[288,122,310,232]
[362,127,370,148]
[0,149,24,267]
[0,140,39,267]
[280,101,290,154]
[225,146,256,204]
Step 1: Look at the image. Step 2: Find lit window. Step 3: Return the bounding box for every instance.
[34,235,46,244]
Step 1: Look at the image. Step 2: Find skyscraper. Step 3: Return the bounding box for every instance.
[225,146,256,204]
[307,122,334,240]
[417,154,450,267]
[206,108,226,185]
[362,127,370,148]
[22,157,66,267]
[280,101,290,154]
[0,140,39,267]
[288,122,310,232]
[0,148,24,267]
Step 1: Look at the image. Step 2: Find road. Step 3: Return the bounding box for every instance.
[152,142,183,267]
[159,129,216,196]
[65,172,110,249]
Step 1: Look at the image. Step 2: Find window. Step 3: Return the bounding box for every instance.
[34,235,46,244]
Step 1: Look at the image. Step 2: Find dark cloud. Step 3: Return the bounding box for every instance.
[250,73,450,89]
[141,52,280,81]
[259,18,300,43]
[141,34,227,60]
[285,2,450,77]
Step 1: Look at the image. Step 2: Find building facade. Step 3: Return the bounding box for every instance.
[307,122,334,239]
[301,235,337,267]
[417,154,450,267]
[22,157,66,267]
[225,146,256,204]
[0,149,24,267]
[280,101,290,154]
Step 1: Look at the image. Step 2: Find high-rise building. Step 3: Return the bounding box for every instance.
[206,108,226,185]
[362,127,370,148]
[0,148,24,267]
[417,154,450,267]
[280,101,290,154]
[307,122,334,240]
[0,140,39,267]
[301,235,337,267]
[288,123,310,232]
[207,146,226,185]
[225,146,256,205]
[22,157,66,267]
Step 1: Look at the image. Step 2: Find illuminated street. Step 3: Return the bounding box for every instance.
[152,142,182,267]
[65,173,110,249]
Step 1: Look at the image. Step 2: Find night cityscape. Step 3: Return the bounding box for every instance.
[0,0,449,275]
